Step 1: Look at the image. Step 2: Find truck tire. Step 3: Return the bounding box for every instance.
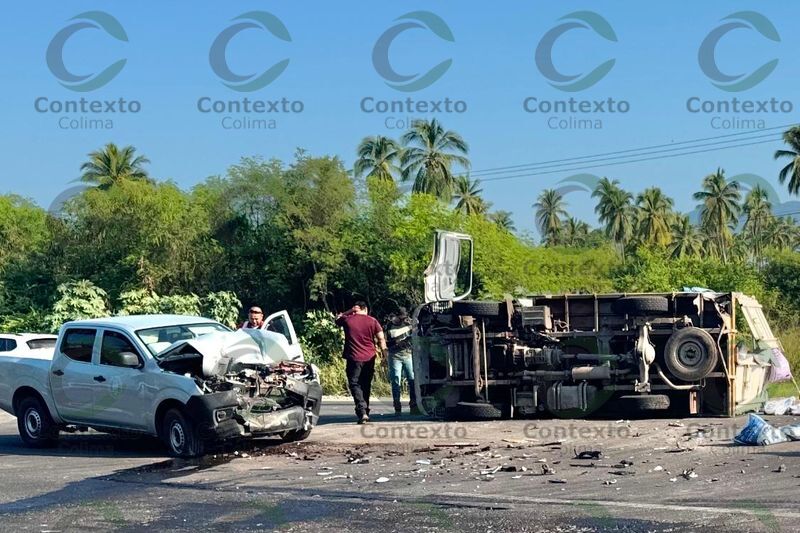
[451,300,502,318]
[664,327,719,381]
[16,396,59,448]
[162,408,204,458]
[618,394,671,412]
[281,427,312,442]
[612,296,669,316]
[455,401,502,420]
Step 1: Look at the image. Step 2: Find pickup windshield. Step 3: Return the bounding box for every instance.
[136,323,230,357]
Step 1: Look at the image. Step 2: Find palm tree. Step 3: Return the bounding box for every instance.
[80,143,151,189]
[491,211,516,232]
[592,177,634,255]
[354,135,402,181]
[561,217,590,247]
[635,187,674,247]
[453,176,487,215]
[693,168,740,262]
[742,185,772,265]
[670,214,703,258]
[533,189,568,245]
[400,119,470,201]
[766,216,796,250]
[775,126,800,195]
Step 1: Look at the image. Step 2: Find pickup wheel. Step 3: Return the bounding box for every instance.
[281,428,312,442]
[162,408,204,458]
[16,396,59,448]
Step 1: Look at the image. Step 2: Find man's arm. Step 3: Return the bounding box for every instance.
[335,307,356,326]
[375,329,388,357]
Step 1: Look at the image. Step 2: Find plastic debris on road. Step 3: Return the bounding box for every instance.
[762,397,800,416]
[734,413,800,446]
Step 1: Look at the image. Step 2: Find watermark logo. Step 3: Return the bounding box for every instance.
[524,13,627,130]
[209,11,291,92]
[362,12,466,130]
[199,12,302,130]
[372,11,454,92]
[535,11,617,92]
[554,173,601,198]
[47,181,97,217]
[46,11,128,92]
[37,12,140,130]
[688,173,800,224]
[698,11,780,92]
[686,12,790,130]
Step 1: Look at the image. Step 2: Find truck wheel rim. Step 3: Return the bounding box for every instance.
[677,340,705,367]
[25,408,42,437]
[170,422,185,452]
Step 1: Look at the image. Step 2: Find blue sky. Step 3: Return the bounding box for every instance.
[1,1,798,234]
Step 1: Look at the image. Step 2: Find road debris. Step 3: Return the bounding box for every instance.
[375,477,390,483]
[681,469,698,480]
[735,413,800,446]
[574,449,602,460]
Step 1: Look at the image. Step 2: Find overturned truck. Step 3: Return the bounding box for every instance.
[413,231,781,419]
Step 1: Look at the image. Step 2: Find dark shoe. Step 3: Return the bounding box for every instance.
[394,409,402,417]
[357,414,370,425]
[410,406,422,415]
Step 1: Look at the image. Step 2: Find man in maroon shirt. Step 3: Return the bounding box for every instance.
[336,301,387,424]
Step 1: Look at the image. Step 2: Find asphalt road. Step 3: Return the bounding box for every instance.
[1,400,800,532]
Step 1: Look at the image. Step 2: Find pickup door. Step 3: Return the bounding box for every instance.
[264,310,303,361]
[50,327,151,430]
[49,328,102,424]
[89,328,151,430]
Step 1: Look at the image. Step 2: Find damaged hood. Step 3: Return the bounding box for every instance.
[161,329,302,378]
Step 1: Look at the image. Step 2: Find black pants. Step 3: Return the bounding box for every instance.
[346,357,375,417]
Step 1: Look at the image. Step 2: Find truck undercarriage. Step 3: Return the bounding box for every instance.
[413,231,777,419]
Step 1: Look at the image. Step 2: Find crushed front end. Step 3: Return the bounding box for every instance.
[158,329,323,441]
[196,360,323,439]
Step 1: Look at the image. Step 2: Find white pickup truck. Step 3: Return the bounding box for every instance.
[0,313,322,457]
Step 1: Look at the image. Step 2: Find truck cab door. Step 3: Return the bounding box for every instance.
[424,230,473,303]
[49,328,102,424]
[264,310,304,361]
[89,328,151,431]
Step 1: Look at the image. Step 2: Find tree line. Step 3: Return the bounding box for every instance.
[1,121,800,336]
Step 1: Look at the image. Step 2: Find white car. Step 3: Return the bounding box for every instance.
[0,333,58,356]
[0,314,322,457]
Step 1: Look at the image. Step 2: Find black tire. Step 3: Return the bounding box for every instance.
[161,408,204,458]
[281,427,312,442]
[663,327,719,381]
[452,300,503,318]
[612,296,669,316]
[455,401,502,420]
[618,394,671,411]
[16,396,59,448]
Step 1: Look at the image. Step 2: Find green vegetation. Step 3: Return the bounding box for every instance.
[3,122,800,395]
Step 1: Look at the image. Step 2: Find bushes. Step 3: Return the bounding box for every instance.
[46,281,110,332]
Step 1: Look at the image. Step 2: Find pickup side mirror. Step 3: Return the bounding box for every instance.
[118,351,142,368]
